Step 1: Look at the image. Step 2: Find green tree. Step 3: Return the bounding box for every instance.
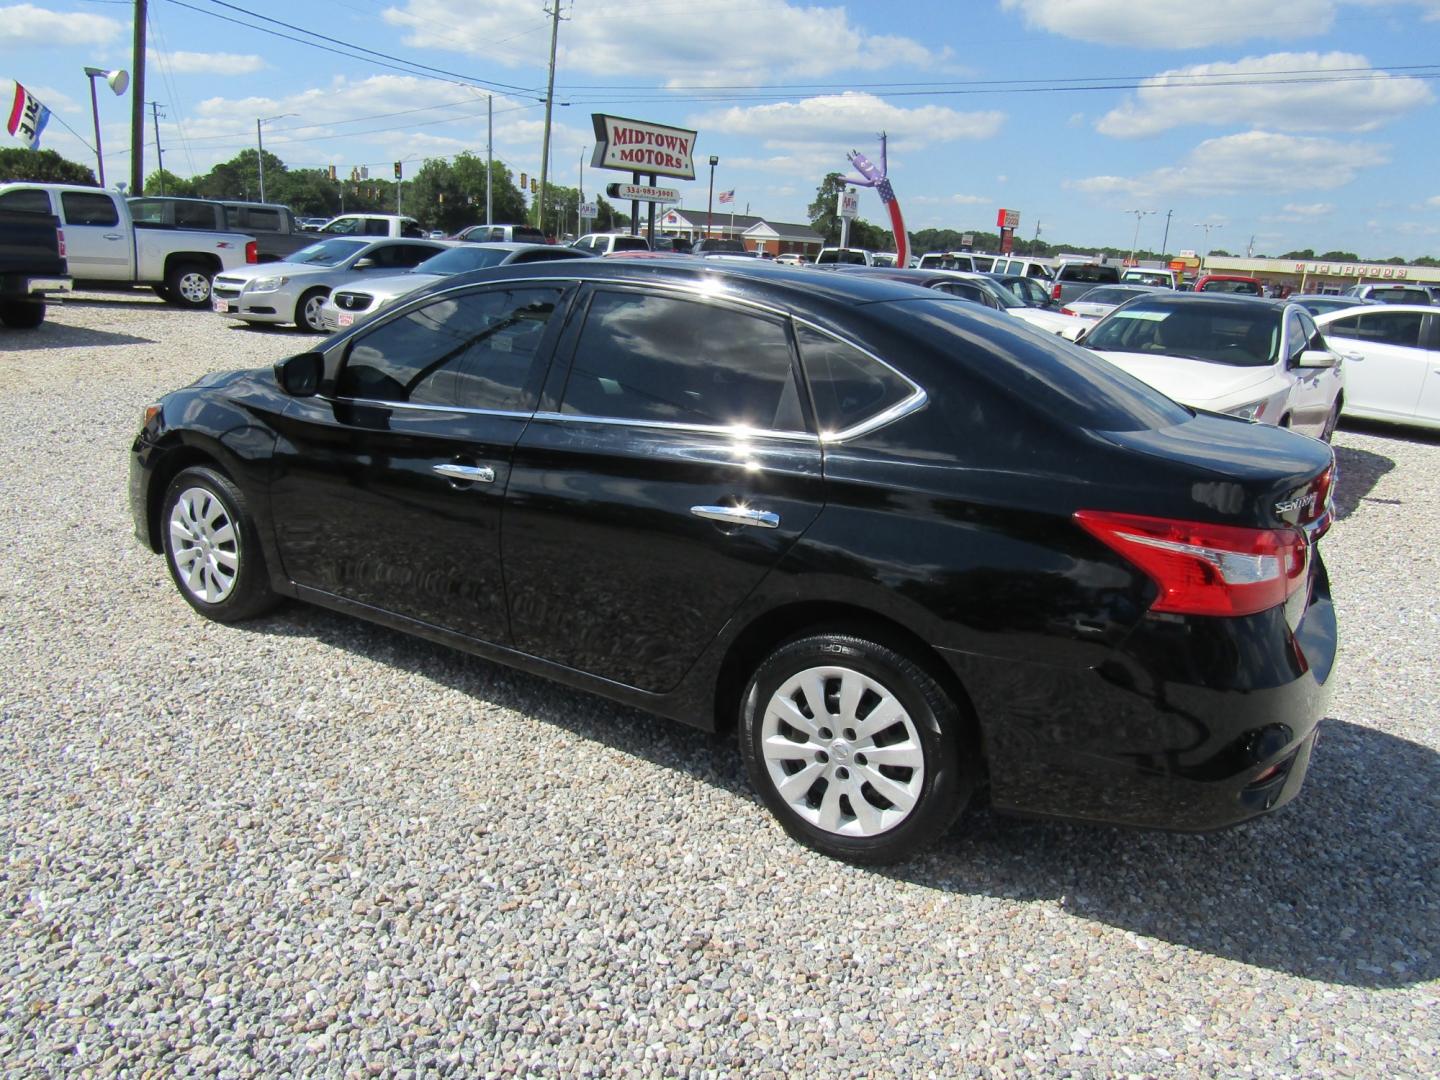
[1318,250,1359,261]
[410,153,526,233]
[143,168,195,196]
[807,172,849,243]
[1279,248,1315,260]
[0,148,96,185]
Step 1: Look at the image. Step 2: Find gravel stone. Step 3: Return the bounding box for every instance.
[0,292,1436,1077]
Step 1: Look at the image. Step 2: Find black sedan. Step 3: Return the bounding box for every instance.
[131,260,1338,864]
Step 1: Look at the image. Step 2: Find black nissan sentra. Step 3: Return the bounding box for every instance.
[130,260,1337,864]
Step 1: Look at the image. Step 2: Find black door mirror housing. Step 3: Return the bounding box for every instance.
[275,351,323,397]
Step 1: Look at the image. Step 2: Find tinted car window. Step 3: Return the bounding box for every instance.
[512,226,546,243]
[241,208,282,231]
[175,201,217,228]
[61,192,118,227]
[338,286,563,409]
[612,236,649,252]
[934,282,989,304]
[1325,311,1424,348]
[1200,279,1262,295]
[561,291,805,432]
[796,324,915,435]
[0,189,52,213]
[128,198,167,224]
[364,219,390,236]
[1057,264,1119,285]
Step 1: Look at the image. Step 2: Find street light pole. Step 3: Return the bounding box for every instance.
[255,113,297,203]
[1193,222,1224,261]
[706,155,719,240]
[1122,208,1156,264]
[83,66,128,187]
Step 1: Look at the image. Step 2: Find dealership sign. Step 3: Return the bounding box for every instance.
[996,208,1020,229]
[1296,261,1409,279]
[839,187,860,220]
[592,114,698,180]
[606,182,680,204]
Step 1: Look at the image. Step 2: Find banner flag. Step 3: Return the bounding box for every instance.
[6,81,51,150]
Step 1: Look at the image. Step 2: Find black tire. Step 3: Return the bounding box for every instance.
[152,284,174,302]
[160,466,279,623]
[1320,399,1341,443]
[0,299,44,328]
[739,632,976,865]
[294,288,329,333]
[164,261,214,309]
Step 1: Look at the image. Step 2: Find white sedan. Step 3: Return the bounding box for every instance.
[1313,305,1440,431]
[1082,293,1345,440]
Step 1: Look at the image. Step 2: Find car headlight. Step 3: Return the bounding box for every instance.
[1226,399,1268,422]
[247,275,290,293]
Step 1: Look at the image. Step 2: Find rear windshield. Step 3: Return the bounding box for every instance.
[818,249,870,265]
[1199,278,1262,295]
[877,297,1189,432]
[1076,286,1150,305]
[612,236,649,251]
[1122,271,1172,287]
[1057,264,1120,284]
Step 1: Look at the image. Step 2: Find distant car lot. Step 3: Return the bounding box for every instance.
[0,293,1436,1077]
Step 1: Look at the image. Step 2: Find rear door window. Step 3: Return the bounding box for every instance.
[560,290,806,432]
[1326,311,1424,347]
[338,286,565,409]
[60,192,118,226]
[0,188,52,213]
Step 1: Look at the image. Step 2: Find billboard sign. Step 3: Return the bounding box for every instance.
[996,208,1020,229]
[591,114,698,180]
[839,187,860,220]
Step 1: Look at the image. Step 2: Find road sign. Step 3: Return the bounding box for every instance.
[605,183,679,203]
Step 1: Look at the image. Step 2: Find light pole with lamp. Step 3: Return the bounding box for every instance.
[256,113,297,203]
[83,67,129,188]
[1193,222,1224,270]
[706,154,719,241]
[1121,208,1155,265]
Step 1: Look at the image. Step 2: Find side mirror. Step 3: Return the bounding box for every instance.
[1297,349,1337,369]
[275,351,323,396]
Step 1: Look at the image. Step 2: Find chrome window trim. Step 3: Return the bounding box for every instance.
[530,410,819,443]
[790,315,928,443]
[327,396,534,419]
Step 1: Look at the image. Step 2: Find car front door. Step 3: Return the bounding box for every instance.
[1325,310,1429,420]
[1284,308,1335,435]
[267,283,573,641]
[501,285,826,693]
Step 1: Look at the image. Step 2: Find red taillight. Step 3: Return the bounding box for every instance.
[1059,306,1077,316]
[1075,510,1307,617]
[56,227,65,258]
[245,240,259,263]
[1051,282,1062,301]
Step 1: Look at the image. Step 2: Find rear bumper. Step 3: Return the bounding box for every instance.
[943,560,1337,832]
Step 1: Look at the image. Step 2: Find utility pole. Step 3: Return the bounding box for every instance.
[486,95,493,226]
[129,0,147,195]
[1159,209,1174,260]
[147,100,165,193]
[537,0,564,236]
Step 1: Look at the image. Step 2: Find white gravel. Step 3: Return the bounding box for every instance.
[1,291,1437,1078]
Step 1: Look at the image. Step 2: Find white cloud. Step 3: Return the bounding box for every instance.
[1097,52,1432,137]
[693,92,1003,152]
[1069,131,1386,198]
[0,3,122,47]
[151,51,266,76]
[1283,202,1337,217]
[1427,195,1440,207]
[385,0,946,82]
[1000,0,1338,47]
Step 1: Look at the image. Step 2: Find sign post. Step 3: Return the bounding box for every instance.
[591,114,698,248]
[838,186,859,249]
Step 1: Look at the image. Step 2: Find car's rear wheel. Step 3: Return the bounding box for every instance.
[161,466,279,623]
[294,288,329,332]
[740,632,975,864]
[0,299,45,328]
[165,262,214,308]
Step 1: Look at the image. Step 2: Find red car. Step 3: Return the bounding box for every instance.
[1194,274,1264,296]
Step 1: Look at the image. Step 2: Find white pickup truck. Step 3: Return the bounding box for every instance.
[0,183,257,308]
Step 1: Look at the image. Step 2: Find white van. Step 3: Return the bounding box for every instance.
[990,256,1054,280]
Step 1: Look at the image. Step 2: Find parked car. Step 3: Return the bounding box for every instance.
[648,236,692,254]
[836,266,1085,338]
[815,246,874,266]
[985,272,1059,310]
[989,256,1054,281]
[1120,268,1178,289]
[210,236,448,331]
[130,258,1338,864]
[1049,260,1122,306]
[1194,274,1264,296]
[1084,293,1344,439]
[0,183,257,307]
[1313,304,1440,430]
[692,238,747,255]
[454,223,548,244]
[317,242,593,332]
[0,201,70,327]
[319,214,426,239]
[298,217,330,231]
[129,197,315,264]
[773,253,811,266]
[916,252,994,273]
[1288,294,1381,317]
[1064,284,1168,324]
[1339,282,1432,305]
[571,233,650,255]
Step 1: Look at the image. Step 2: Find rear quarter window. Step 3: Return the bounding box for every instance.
[0,189,53,214]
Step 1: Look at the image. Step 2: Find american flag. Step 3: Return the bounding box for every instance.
[718,189,734,204]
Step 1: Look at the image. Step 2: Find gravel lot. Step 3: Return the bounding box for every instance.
[1,292,1437,1078]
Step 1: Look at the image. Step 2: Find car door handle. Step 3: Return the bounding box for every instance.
[433,463,495,483]
[691,505,780,529]
[103,233,123,241]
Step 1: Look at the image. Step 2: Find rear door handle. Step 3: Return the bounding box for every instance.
[103,233,123,241]
[433,463,495,484]
[691,504,780,529]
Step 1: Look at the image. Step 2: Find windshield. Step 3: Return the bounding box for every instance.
[818,249,869,264]
[413,247,512,274]
[1122,272,1171,287]
[1086,301,1281,367]
[288,238,368,266]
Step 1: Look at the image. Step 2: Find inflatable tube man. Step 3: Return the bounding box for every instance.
[845,133,909,268]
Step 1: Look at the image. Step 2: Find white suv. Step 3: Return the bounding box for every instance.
[572,233,650,255]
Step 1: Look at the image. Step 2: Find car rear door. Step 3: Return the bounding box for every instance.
[56,190,131,279]
[1324,309,1429,420]
[267,282,573,641]
[501,284,825,693]
[1409,313,1440,424]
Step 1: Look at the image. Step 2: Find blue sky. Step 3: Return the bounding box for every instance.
[6,0,1440,257]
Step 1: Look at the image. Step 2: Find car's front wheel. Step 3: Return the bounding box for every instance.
[740,632,975,864]
[294,288,329,333]
[160,466,279,623]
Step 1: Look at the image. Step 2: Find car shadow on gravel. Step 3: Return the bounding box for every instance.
[1330,443,1394,520]
[245,606,1437,991]
[0,323,156,350]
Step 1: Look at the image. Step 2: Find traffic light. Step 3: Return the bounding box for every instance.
[530,177,537,194]
[327,164,336,182]
[519,172,527,189]
[393,161,402,180]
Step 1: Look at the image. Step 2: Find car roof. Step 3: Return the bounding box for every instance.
[1313,303,1436,321]
[1109,291,1279,311]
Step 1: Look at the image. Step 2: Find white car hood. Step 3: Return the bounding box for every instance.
[1092,351,1274,409]
[1010,307,1089,338]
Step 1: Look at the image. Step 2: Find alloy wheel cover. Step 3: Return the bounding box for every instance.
[168,486,239,603]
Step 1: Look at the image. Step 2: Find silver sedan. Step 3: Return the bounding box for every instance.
[317,242,594,332]
[210,237,452,332]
